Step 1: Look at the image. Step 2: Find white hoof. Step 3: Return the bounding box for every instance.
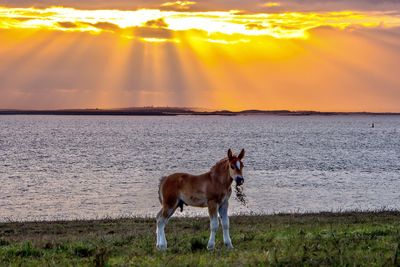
[207,242,215,251]
[224,242,234,249]
[156,244,167,251]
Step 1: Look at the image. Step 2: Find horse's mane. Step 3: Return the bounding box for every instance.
[210,157,229,178]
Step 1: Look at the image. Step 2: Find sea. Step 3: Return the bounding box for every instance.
[0,115,399,221]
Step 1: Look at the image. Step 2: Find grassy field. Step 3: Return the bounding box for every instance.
[1,211,400,266]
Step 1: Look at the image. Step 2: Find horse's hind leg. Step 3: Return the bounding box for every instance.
[156,210,166,250]
[156,198,178,251]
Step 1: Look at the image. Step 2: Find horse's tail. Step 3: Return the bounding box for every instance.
[158,176,167,204]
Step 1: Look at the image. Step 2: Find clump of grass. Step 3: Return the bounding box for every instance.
[93,248,109,267]
[14,242,43,258]
[190,237,206,252]
[393,243,400,265]
[0,239,10,246]
[72,243,95,257]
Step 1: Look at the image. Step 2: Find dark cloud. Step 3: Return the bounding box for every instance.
[12,17,34,21]
[58,21,77,28]
[57,19,175,39]
[245,23,267,30]
[144,18,168,28]
[86,22,121,31]
[270,23,302,30]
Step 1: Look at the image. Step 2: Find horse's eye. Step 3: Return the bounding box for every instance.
[231,164,235,169]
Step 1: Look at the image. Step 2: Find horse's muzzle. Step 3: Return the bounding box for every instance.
[236,176,244,186]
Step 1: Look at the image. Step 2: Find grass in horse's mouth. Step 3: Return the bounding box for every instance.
[234,185,247,206]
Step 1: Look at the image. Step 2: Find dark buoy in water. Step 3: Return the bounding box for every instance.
[372,123,375,128]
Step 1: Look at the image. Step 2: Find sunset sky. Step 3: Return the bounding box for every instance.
[1,0,400,111]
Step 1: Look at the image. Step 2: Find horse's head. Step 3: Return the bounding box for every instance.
[227,148,245,186]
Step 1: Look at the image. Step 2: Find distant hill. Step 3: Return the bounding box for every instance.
[0,107,399,116]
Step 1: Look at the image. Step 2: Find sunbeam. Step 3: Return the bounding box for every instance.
[0,4,400,111]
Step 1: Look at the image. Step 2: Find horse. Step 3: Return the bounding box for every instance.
[156,148,245,251]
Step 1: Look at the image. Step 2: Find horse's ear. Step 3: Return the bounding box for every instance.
[238,149,245,160]
[227,149,234,161]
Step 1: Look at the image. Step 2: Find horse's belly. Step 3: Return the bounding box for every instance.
[180,194,207,207]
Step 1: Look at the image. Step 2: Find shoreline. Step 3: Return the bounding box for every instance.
[1,210,400,224]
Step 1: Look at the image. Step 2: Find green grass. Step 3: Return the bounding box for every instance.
[1,211,400,266]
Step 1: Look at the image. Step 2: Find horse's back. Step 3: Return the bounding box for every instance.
[159,172,197,192]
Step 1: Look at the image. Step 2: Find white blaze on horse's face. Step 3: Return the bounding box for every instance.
[229,160,244,185]
[227,148,245,186]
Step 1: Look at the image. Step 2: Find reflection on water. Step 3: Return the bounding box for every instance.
[0,115,399,221]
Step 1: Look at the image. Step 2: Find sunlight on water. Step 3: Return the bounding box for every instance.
[0,115,399,221]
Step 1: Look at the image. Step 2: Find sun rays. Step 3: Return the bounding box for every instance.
[0,4,400,111]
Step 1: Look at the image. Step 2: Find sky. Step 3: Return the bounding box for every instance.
[1,0,400,111]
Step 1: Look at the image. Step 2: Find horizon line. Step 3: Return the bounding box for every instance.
[1,107,400,115]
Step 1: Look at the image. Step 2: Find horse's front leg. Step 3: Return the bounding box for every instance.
[219,200,233,249]
[207,201,219,250]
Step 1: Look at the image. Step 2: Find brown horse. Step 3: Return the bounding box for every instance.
[156,149,245,251]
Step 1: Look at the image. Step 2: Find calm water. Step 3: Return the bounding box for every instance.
[0,115,399,221]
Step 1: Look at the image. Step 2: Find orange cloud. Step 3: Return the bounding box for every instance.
[161,1,196,10]
[1,6,400,40]
[261,2,281,8]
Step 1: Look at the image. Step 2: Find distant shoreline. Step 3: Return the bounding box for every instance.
[1,108,399,116]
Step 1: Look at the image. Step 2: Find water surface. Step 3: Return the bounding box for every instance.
[0,115,399,221]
